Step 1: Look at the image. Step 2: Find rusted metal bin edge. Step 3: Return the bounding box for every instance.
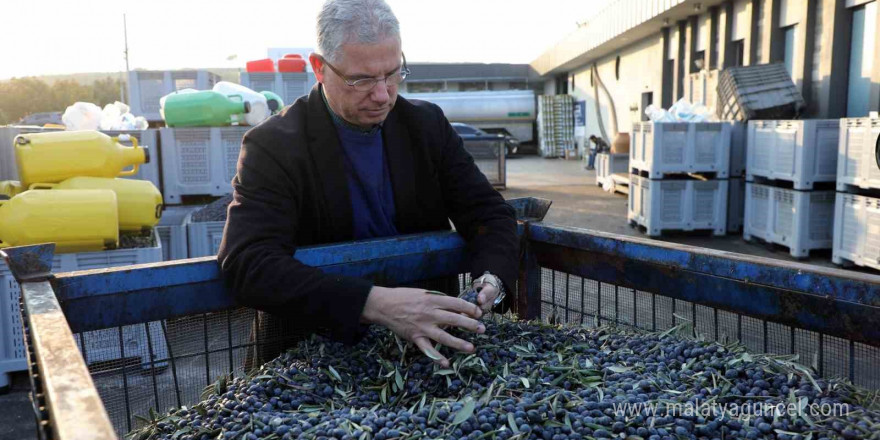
[20,280,117,440]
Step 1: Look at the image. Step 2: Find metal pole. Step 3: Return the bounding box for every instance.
[122,13,130,103]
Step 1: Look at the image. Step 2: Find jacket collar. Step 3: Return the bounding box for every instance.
[305,84,353,241]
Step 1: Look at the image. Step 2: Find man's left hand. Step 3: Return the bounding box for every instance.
[474,283,499,313]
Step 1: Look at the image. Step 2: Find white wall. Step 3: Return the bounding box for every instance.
[731,0,750,41]
[567,34,664,150]
[779,0,803,27]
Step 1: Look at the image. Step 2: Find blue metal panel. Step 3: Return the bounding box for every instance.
[528,224,880,306]
[27,222,880,344]
[53,232,470,333]
[527,224,880,345]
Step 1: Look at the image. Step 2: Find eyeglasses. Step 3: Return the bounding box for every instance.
[321,53,410,92]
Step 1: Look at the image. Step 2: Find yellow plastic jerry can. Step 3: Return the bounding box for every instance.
[0,189,119,253]
[30,177,163,232]
[14,130,150,188]
[0,181,23,199]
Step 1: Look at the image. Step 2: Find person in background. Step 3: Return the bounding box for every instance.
[585,135,610,170]
[217,0,519,369]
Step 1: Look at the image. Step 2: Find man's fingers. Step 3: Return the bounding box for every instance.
[434,310,485,334]
[476,285,497,310]
[427,328,476,354]
[426,293,483,318]
[414,336,448,368]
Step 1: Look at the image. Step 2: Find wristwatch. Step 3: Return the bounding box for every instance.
[474,271,506,306]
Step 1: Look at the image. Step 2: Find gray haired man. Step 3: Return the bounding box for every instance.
[218,0,519,368]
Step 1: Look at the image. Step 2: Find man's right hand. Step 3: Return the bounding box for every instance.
[360,286,485,368]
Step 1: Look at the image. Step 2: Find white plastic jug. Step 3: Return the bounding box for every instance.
[213,81,270,126]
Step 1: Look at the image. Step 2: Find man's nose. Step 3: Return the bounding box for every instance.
[370,81,391,103]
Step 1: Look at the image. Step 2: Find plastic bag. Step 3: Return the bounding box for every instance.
[62,102,103,130]
[97,101,148,130]
[645,100,714,123]
[644,104,675,122]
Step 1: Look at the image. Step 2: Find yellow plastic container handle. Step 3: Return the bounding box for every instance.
[0,199,5,248]
[115,135,140,177]
[29,182,57,190]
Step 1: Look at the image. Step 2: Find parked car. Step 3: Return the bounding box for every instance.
[451,122,519,156]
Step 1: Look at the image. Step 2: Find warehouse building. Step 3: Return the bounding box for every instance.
[532,0,880,151]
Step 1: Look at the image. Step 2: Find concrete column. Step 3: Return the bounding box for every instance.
[827,0,853,117]
[799,0,818,112]
[685,16,698,101]
[722,1,734,68]
[662,27,674,108]
[677,20,688,100]
[740,0,754,65]
[709,6,721,69]
[758,0,785,64]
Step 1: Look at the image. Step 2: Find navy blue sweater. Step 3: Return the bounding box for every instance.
[333,124,399,240]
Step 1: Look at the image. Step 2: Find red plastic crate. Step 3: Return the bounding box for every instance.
[246,58,275,73]
[278,58,306,73]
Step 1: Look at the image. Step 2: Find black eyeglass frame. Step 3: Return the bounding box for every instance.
[320,53,410,92]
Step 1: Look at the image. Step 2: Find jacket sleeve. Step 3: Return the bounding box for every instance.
[217,134,373,344]
[434,111,520,311]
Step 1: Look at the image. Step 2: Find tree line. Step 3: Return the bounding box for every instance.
[0,77,125,125]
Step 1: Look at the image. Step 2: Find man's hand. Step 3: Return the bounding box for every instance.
[473,284,499,313]
[361,286,485,368]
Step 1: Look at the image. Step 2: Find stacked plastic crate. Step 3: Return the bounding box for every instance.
[743,120,839,258]
[240,71,316,109]
[833,116,880,270]
[128,70,221,122]
[537,95,575,158]
[627,121,732,237]
[1,233,164,392]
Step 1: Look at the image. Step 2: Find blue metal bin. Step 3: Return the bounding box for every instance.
[3,198,880,439]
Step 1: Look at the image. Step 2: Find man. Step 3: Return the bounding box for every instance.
[585,135,610,170]
[217,0,518,369]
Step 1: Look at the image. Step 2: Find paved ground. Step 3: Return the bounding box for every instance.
[0,154,871,439]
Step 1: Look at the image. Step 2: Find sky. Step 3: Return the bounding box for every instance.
[1,0,612,80]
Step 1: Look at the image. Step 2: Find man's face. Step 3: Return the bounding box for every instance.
[310,36,402,128]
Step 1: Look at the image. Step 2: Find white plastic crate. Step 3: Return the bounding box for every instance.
[628,176,728,236]
[0,275,25,391]
[728,178,745,233]
[239,72,317,108]
[743,183,835,258]
[128,70,221,121]
[1,229,165,388]
[836,117,880,192]
[716,63,806,121]
[728,122,747,177]
[186,218,226,258]
[833,193,880,270]
[629,122,731,178]
[157,206,203,261]
[746,120,840,189]
[595,153,629,187]
[159,127,249,205]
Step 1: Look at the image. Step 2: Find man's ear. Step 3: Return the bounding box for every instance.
[309,53,325,83]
